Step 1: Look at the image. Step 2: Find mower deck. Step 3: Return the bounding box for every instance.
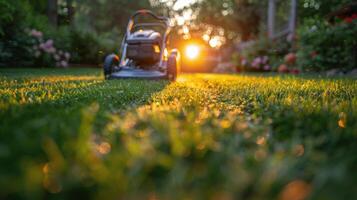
[109,66,167,80]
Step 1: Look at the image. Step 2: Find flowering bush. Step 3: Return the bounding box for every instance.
[298,17,357,71]
[28,29,71,67]
[234,51,300,74]
[278,52,300,74]
[239,56,271,72]
[233,36,293,73]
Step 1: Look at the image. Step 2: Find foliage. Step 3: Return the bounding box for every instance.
[195,0,264,42]
[74,0,153,33]
[0,0,170,67]
[0,0,67,67]
[298,0,353,22]
[0,0,34,67]
[68,30,103,64]
[26,28,72,68]
[298,18,357,71]
[1,69,357,199]
[0,0,14,36]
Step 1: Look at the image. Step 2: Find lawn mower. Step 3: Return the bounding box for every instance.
[103,10,181,81]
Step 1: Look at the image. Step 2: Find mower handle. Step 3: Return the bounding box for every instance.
[121,10,171,67]
[131,10,169,24]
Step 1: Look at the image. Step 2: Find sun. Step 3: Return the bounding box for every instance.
[185,44,200,60]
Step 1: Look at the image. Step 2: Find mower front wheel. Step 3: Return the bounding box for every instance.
[167,52,180,81]
[103,54,119,79]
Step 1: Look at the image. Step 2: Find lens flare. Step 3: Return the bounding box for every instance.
[185,45,200,60]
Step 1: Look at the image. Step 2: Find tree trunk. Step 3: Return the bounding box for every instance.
[268,0,276,38]
[289,0,297,36]
[47,0,58,27]
[66,0,74,25]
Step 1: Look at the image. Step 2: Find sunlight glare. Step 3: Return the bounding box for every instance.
[186,45,200,60]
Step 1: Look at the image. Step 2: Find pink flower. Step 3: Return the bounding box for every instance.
[278,64,289,73]
[263,65,271,71]
[60,61,68,68]
[44,40,54,49]
[39,43,45,50]
[251,57,262,69]
[254,57,262,64]
[251,61,259,69]
[30,29,43,38]
[285,53,297,65]
[47,47,56,54]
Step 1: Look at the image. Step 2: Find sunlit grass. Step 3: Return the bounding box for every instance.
[0,69,356,199]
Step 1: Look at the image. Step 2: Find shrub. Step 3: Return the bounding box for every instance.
[298,18,357,71]
[0,0,34,67]
[69,30,103,65]
[232,37,293,72]
[27,28,71,68]
[69,29,120,65]
[0,0,65,68]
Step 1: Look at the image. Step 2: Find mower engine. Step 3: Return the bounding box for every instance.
[126,30,162,66]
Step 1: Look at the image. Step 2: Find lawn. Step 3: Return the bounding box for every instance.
[0,68,356,200]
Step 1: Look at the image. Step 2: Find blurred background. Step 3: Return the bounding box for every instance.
[0,0,356,73]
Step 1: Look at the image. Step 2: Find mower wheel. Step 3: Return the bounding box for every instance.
[103,54,119,79]
[167,52,180,81]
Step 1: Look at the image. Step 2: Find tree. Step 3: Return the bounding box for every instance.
[195,0,265,42]
[47,0,58,26]
[66,0,74,25]
[74,0,155,34]
[298,0,354,21]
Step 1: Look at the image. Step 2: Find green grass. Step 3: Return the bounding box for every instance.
[0,68,356,200]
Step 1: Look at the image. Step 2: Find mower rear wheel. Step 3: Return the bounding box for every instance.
[167,53,180,81]
[103,54,119,79]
